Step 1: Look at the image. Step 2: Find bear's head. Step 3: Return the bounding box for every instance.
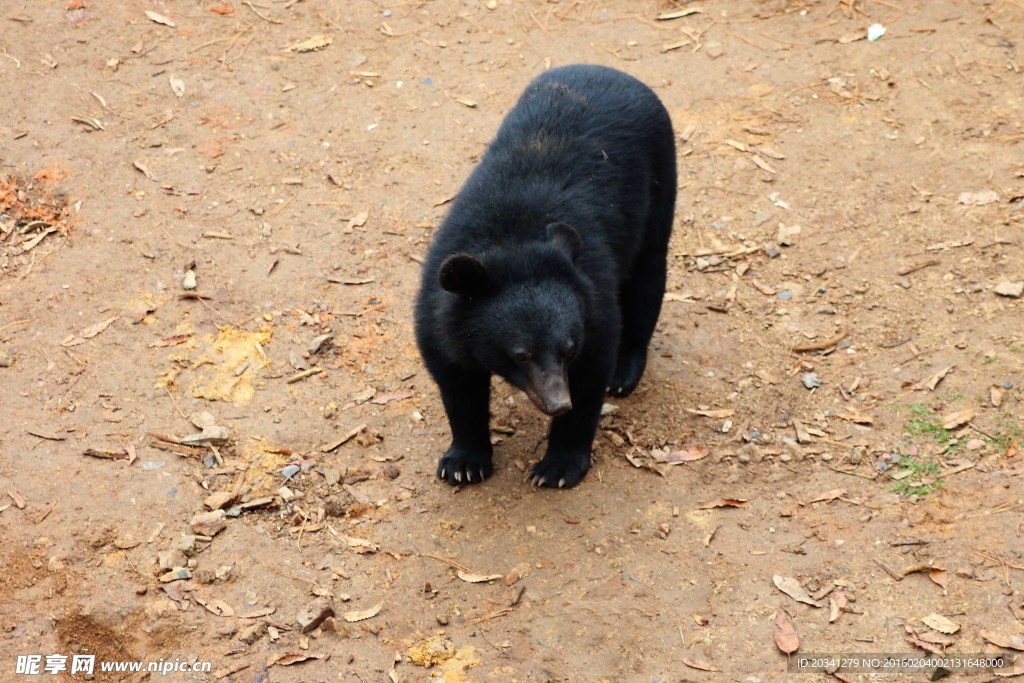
[438,222,588,416]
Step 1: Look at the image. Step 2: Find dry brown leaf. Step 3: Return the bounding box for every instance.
[456,571,502,583]
[923,366,953,391]
[697,498,748,510]
[149,334,191,348]
[133,160,159,181]
[941,409,974,430]
[681,657,719,671]
[194,594,234,617]
[81,316,118,339]
[981,629,1024,651]
[773,575,822,607]
[343,602,382,622]
[285,34,333,53]
[686,408,735,419]
[803,488,846,505]
[921,613,960,634]
[991,386,1004,408]
[144,10,176,27]
[653,445,708,463]
[774,611,799,654]
[929,569,949,589]
[370,391,412,405]
[828,591,847,623]
[837,412,874,424]
[273,653,324,666]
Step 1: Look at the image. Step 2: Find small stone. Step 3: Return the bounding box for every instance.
[281,464,301,480]
[322,468,342,486]
[994,281,1024,298]
[190,509,227,537]
[182,269,197,290]
[765,246,781,259]
[0,349,14,368]
[296,602,335,633]
[217,621,238,637]
[278,486,296,503]
[175,534,197,555]
[204,491,235,510]
[307,334,334,355]
[704,42,724,59]
[159,567,192,583]
[134,584,148,595]
[801,373,821,390]
[158,548,187,570]
[436,614,449,626]
[752,210,773,227]
[382,465,400,479]
[238,621,267,645]
[965,438,986,451]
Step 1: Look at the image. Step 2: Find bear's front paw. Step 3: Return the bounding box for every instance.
[437,446,493,486]
[530,450,591,488]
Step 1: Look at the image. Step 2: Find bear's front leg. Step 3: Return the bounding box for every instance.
[434,368,493,485]
[531,369,605,488]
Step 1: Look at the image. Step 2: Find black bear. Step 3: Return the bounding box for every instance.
[414,64,676,488]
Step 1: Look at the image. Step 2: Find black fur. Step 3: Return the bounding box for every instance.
[414,64,676,488]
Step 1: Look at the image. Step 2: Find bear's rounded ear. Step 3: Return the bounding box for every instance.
[438,254,488,297]
[546,222,582,262]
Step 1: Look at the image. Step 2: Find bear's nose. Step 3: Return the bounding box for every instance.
[543,397,572,417]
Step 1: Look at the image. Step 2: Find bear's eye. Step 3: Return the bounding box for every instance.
[511,350,532,364]
[563,342,575,358]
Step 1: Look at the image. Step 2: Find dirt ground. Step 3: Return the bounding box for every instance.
[1,0,1023,681]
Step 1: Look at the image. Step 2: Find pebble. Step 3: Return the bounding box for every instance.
[175,534,198,555]
[281,464,301,480]
[190,510,227,537]
[158,549,188,570]
[182,269,197,290]
[204,491,235,510]
[296,602,335,633]
[307,334,334,355]
[0,349,14,367]
[994,281,1024,298]
[238,621,267,645]
[159,568,192,583]
[801,373,821,389]
[322,468,342,486]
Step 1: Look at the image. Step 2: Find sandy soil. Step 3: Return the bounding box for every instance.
[1,0,1023,681]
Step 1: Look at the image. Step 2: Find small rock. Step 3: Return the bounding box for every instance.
[965,438,986,451]
[0,349,14,368]
[751,210,773,227]
[322,468,342,486]
[238,621,267,645]
[994,281,1024,299]
[190,510,227,537]
[159,568,192,583]
[801,373,821,390]
[134,584,148,595]
[281,464,301,480]
[204,491,235,510]
[158,548,188,570]
[307,334,334,355]
[175,534,198,555]
[182,269,197,290]
[289,350,309,371]
[382,465,400,479]
[217,621,238,637]
[278,486,296,503]
[296,602,335,633]
[704,42,724,59]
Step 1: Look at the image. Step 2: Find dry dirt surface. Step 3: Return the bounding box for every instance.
[1,0,1023,681]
